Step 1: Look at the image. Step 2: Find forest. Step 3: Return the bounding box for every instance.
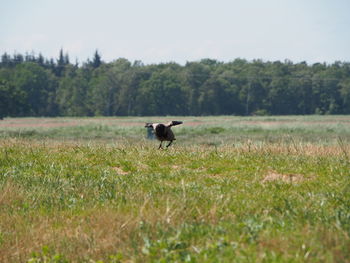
[1,49,350,117]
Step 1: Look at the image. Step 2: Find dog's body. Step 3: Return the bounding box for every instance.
[145,121,183,149]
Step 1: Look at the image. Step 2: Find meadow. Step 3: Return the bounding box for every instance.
[0,116,350,262]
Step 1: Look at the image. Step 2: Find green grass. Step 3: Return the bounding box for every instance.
[0,116,350,262]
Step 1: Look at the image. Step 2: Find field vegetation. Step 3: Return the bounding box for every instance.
[0,116,350,262]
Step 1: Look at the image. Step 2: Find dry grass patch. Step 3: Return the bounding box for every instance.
[111,166,129,175]
[262,171,306,184]
[171,165,182,170]
[0,209,141,262]
[0,181,25,207]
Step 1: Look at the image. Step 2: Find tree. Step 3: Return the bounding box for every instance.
[92,50,102,68]
[339,78,350,113]
[184,62,211,115]
[0,75,13,118]
[55,49,69,77]
[116,66,151,115]
[88,64,118,116]
[11,63,56,116]
[1,50,350,117]
[136,64,186,116]
[57,66,90,116]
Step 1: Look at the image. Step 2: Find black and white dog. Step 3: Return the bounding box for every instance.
[145,121,183,149]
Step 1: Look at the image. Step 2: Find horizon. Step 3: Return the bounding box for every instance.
[2,48,349,67]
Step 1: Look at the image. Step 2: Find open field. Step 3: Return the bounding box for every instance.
[1,115,350,145]
[1,116,350,262]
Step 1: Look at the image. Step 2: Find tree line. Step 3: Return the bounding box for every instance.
[1,49,350,117]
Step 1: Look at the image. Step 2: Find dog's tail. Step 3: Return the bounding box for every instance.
[167,121,183,127]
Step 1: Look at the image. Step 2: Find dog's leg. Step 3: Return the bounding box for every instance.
[166,140,173,148]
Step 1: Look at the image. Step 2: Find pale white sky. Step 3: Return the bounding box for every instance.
[1,0,349,64]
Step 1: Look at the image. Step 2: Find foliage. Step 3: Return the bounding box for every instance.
[1,52,350,117]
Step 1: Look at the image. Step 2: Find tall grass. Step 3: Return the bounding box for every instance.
[0,116,350,262]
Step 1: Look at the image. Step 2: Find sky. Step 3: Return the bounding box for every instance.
[1,0,350,65]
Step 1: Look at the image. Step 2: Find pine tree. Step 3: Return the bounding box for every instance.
[55,49,67,77]
[37,53,44,66]
[57,49,65,66]
[92,50,102,68]
[1,52,11,67]
[64,53,70,65]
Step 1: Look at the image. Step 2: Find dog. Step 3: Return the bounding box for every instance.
[145,121,183,149]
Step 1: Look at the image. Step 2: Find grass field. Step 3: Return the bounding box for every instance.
[1,116,350,262]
